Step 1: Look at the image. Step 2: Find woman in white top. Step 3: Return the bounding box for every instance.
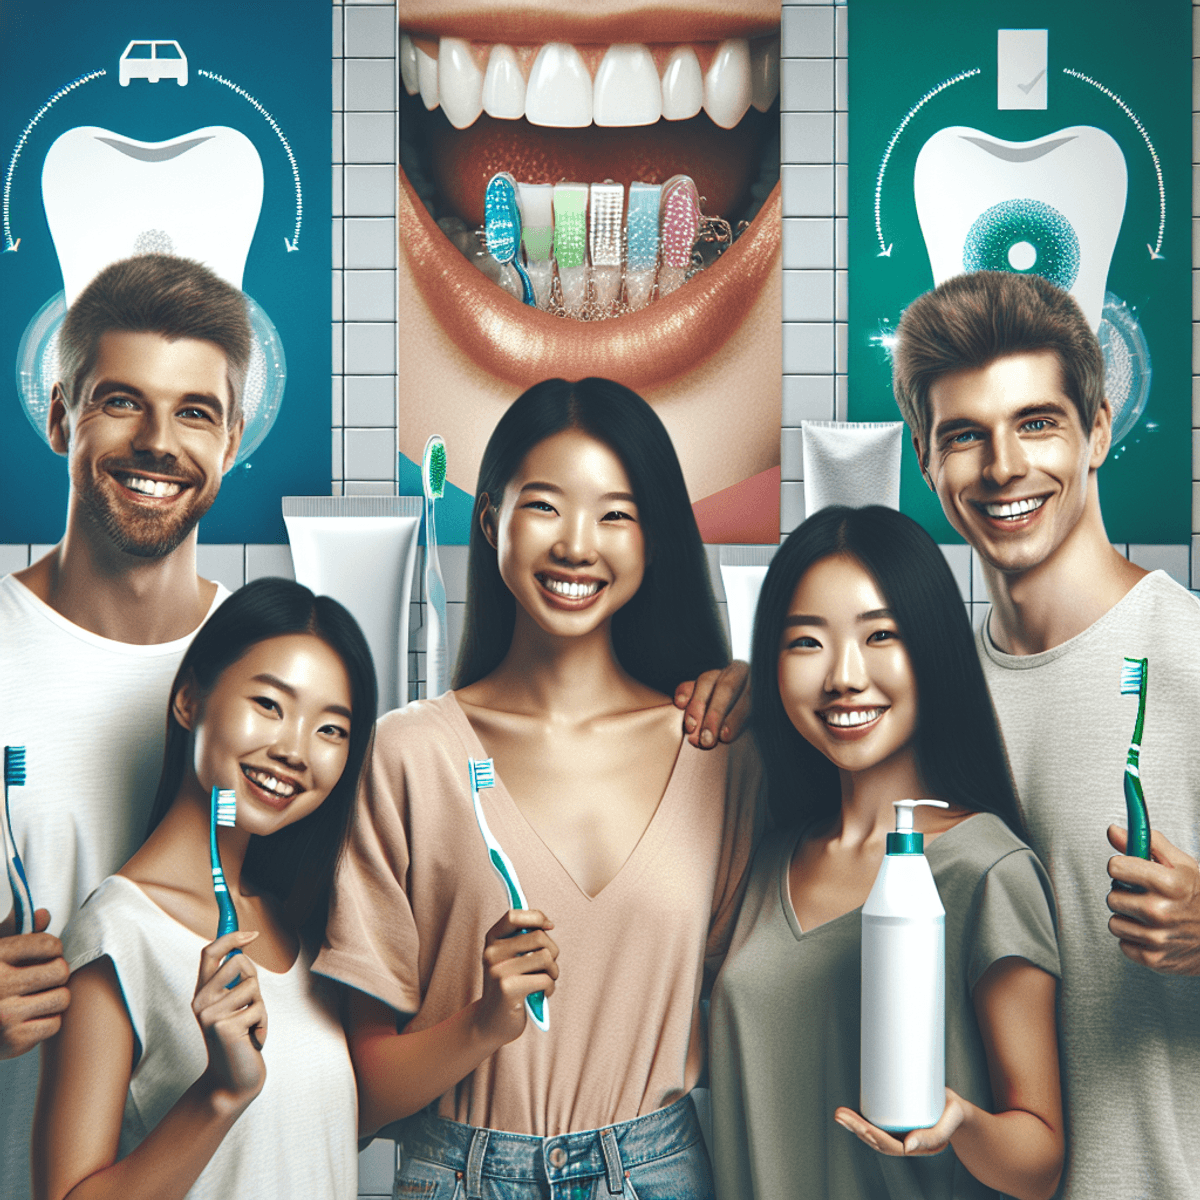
[33,578,376,1200]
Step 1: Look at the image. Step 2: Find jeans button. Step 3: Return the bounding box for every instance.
[548,1146,568,1168]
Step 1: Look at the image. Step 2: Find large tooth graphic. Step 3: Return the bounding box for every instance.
[914,125,1127,332]
[42,126,264,305]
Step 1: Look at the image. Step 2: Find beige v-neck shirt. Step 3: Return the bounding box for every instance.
[315,692,761,1135]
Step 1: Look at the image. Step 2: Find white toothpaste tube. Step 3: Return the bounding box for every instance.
[800,421,904,515]
[283,497,422,713]
[718,545,777,663]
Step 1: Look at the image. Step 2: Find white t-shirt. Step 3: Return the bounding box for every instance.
[62,876,357,1199]
[0,574,228,1200]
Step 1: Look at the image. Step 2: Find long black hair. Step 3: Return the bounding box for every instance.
[148,577,377,934]
[750,506,1023,837]
[454,377,729,696]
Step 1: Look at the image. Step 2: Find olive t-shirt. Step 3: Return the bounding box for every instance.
[709,813,1060,1200]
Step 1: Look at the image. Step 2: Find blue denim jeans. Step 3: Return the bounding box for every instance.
[390,1095,714,1200]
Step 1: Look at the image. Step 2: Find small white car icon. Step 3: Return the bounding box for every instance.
[119,40,188,87]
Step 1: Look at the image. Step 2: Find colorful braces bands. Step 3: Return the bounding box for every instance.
[475,171,729,319]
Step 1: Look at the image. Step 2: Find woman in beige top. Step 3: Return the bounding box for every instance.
[315,377,759,1198]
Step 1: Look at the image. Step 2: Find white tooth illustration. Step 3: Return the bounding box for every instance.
[593,44,662,127]
[483,45,525,120]
[438,37,484,129]
[661,47,703,121]
[417,45,439,111]
[400,32,419,96]
[914,126,1127,332]
[704,39,752,129]
[526,43,592,128]
[42,126,264,306]
[750,37,781,112]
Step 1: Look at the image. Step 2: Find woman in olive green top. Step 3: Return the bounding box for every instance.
[710,507,1064,1200]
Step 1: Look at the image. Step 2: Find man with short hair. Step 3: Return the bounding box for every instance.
[893,269,1200,1198]
[0,253,248,1198]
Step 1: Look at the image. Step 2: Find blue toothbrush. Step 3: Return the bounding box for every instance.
[3,746,34,935]
[484,172,535,306]
[467,758,549,1031]
[209,786,241,983]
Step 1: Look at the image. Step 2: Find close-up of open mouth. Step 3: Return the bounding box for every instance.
[399,10,781,389]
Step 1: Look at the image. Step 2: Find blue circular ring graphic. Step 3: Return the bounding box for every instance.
[962,198,1081,292]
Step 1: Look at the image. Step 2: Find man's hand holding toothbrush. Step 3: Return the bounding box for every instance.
[0,905,69,1060]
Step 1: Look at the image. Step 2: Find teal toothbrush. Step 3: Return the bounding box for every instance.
[467,758,549,1031]
[422,435,449,698]
[484,172,534,306]
[1117,657,1151,890]
[209,786,241,982]
[3,746,34,934]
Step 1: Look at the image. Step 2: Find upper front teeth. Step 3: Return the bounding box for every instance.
[244,766,297,798]
[824,708,883,727]
[984,497,1046,518]
[543,577,602,598]
[402,34,779,130]
[122,475,183,498]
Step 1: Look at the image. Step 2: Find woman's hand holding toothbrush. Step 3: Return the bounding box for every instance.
[473,909,558,1045]
[192,930,267,1113]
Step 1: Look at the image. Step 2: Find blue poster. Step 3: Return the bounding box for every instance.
[0,0,330,543]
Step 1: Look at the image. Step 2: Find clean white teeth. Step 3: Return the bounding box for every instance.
[244,766,297,798]
[438,37,484,129]
[750,38,780,113]
[400,32,419,96]
[42,126,264,305]
[661,47,704,120]
[593,44,662,127]
[409,34,779,130]
[824,708,883,728]
[984,497,1046,518]
[122,475,183,498]
[704,39,753,129]
[483,45,525,120]
[417,45,439,111]
[526,43,592,128]
[543,577,601,598]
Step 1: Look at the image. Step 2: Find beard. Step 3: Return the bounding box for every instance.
[74,453,217,559]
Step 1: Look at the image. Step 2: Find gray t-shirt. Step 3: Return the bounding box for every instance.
[709,813,1059,1200]
[979,570,1200,1200]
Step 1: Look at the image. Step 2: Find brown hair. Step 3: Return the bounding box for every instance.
[892,271,1105,463]
[58,254,252,424]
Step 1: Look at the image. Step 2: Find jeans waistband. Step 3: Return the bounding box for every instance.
[397,1095,703,1195]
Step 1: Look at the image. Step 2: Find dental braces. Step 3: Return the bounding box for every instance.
[453,173,735,321]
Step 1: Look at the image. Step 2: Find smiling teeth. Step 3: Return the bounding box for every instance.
[242,765,297,798]
[121,475,183,498]
[401,33,779,130]
[823,708,884,728]
[984,496,1046,519]
[542,576,602,598]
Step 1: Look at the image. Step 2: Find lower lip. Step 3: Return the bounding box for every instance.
[241,768,297,812]
[975,500,1048,533]
[820,711,885,741]
[537,577,606,610]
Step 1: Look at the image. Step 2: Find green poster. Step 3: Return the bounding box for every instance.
[848,0,1191,543]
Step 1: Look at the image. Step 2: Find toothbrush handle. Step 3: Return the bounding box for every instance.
[1114,770,1152,894]
[3,792,34,935]
[487,848,549,1031]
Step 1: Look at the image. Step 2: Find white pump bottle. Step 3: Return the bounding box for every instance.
[860,798,948,1132]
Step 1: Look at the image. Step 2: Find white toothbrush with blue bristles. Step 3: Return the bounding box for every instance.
[422,434,449,698]
[3,746,34,934]
[468,758,549,1031]
[209,786,241,982]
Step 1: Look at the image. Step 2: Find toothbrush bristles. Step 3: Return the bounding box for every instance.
[469,758,496,791]
[215,789,238,827]
[1120,657,1145,694]
[4,746,26,788]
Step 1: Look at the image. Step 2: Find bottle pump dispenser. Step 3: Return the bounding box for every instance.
[860,799,948,1132]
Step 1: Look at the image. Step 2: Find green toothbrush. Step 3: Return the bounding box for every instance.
[1116,657,1151,890]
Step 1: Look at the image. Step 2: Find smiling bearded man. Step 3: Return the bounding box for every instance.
[0,253,248,1200]
[892,270,1200,1200]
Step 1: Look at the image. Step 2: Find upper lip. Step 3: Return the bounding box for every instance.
[400,11,779,44]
